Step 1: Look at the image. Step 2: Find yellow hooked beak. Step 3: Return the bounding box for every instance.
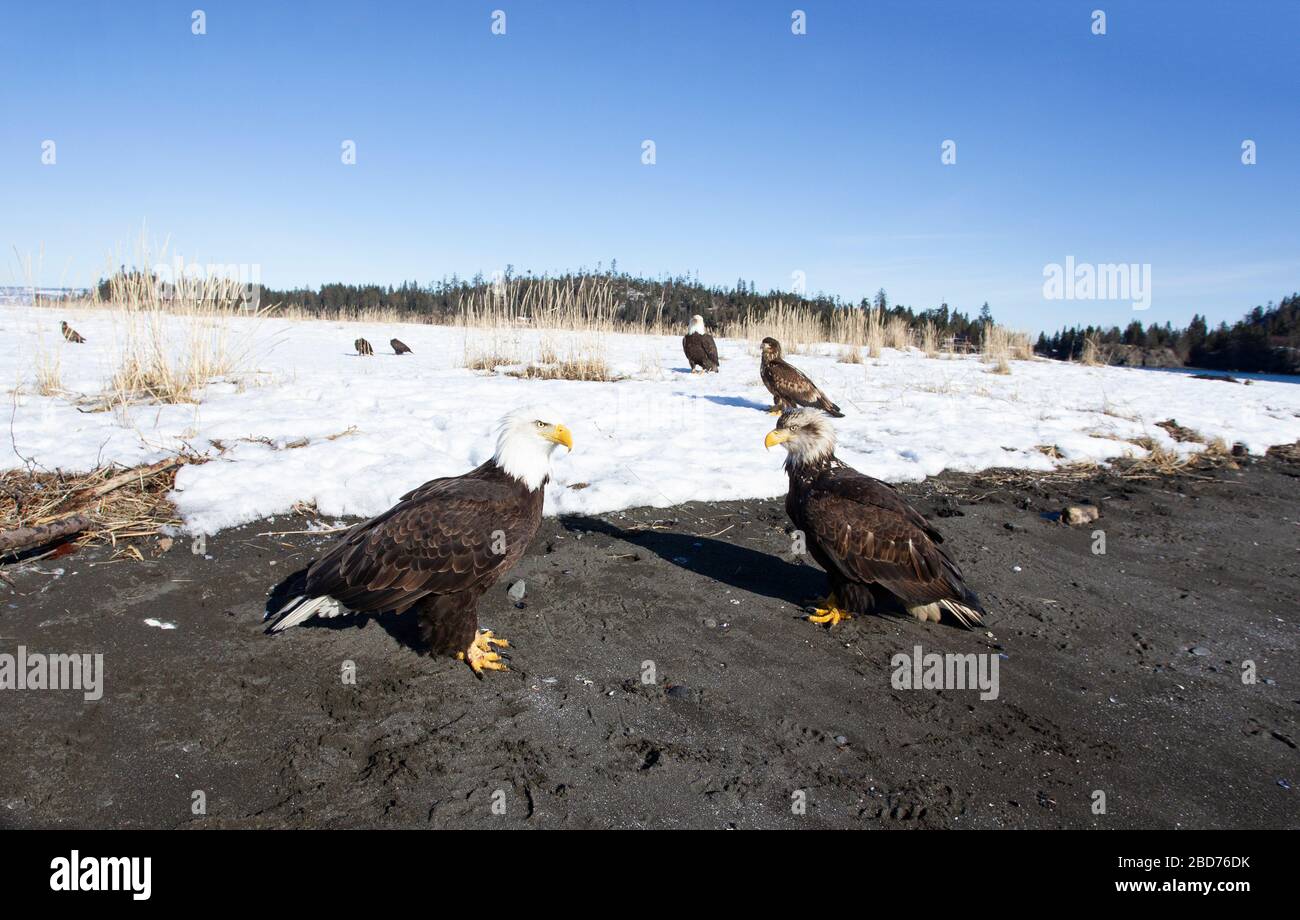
[545,423,574,450]
[764,428,792,450]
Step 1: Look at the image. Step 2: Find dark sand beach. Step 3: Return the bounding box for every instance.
[2,449,1296,829]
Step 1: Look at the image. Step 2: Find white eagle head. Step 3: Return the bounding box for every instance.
[764,408,835,467]
[688,314,706,334]
[493,405,573,491]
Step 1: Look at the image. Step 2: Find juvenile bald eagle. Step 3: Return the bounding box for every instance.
[765,409,984,628]
[61,321,85,343]
[355,338,374,356]
[391,338,412,355]
[682,315,719,373]
[264,408,574,674]
[760,337,843,417]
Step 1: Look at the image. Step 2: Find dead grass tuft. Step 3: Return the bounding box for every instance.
[1081,335,1104,366]
[54,239,269,411]
[919,320,939,357]
[1265,441,1300,463]
[827,307,884,355]
[464,351,518,372]
[727,302,823,354]
[1155,419,1204,443]
[1126,436,1190,473]
[1204,437,1232,457]
[33,339,64,396]
[980,323,1032,374]
[509,357,617,382]
[884,316,911,351]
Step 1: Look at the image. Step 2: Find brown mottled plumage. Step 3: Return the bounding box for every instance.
[354,338,374,356]
[61,321,86,344]
[390,338,412,355]
[264,408,573,674]
[759,337,843,417]
[766,409,983,628]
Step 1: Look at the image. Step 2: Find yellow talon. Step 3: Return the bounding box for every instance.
[807,594,853,627]
[767,407,784,415]
[458,629,511,674]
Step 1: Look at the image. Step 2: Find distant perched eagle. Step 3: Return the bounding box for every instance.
[765,409,984,628]
[682,314,719,373]
[760,337,843,417]
[355,338,374,356]
[391,338,412,355]
[264,408,574,674]
[61,321,85,344]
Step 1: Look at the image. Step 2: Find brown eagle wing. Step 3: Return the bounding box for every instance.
[769,359,829,407]
[304,476,525,615]
[802,466,971,606]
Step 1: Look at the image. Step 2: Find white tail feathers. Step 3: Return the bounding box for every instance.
[268,595,345,632]
[909,599,984,628]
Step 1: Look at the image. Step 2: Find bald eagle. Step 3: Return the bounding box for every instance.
[682,315,719,373]
[355,338,374,356]
[264,408,574,674]
[61,321,85,344]
[760,337,843,417]
[391,338,412,355]
[765,409,984,628]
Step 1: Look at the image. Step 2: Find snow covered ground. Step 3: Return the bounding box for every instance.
[6,305,1300,535]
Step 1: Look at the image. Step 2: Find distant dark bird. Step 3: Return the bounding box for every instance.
[354,337,374,356]
[760,337,843,416]
[682,314,719,373]
[264,407,574,675]
[61,321,85,344]
[391,338,412,355]
[765,409,984,628]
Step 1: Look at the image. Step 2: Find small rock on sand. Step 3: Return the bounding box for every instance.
[507,580,526,601]
[1062,504,1100,526]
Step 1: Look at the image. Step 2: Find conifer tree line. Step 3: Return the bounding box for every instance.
[250,270,993,341]
[97,265,1298,374]
[1034,293,1299,374]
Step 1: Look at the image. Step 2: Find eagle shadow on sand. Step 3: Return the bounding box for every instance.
[560,514,823,613]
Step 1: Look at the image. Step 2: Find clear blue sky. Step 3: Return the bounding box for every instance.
[3,0,1297,332]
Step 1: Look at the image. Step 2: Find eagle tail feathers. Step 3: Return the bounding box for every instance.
[908,598,984,628]
[939,598,984,628]
[265,594,343,632]
[821,399,845,418]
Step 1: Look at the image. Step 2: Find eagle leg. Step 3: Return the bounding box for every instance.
[456,629,510,676]
[807,593,853,627]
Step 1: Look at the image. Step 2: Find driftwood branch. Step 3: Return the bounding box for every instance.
[32,457,183,527]
[80,458,182,502]
[0,514,93,555]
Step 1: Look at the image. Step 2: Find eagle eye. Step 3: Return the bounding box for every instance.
[534,420,546,428]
